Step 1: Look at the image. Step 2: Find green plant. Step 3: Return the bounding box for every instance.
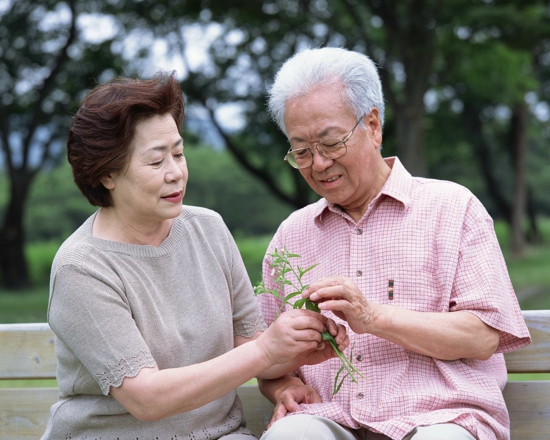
[25,241,61,285]
[254,247,364,395]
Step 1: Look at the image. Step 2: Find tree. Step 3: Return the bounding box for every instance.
[114,0,525,197]
[0,0,126,289]
[105,0,550,255]
[431,1,550,256]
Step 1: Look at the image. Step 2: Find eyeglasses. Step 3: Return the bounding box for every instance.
[284,115,364,169]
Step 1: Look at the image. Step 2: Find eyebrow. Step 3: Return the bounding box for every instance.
[146,138,183,153]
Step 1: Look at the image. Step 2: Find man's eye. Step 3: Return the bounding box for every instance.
[293,149,309,158]
[321,139,342,149]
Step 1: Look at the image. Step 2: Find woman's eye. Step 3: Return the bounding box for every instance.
[151,159,164,166]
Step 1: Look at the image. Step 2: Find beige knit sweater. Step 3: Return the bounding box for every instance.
[42,206,265,440]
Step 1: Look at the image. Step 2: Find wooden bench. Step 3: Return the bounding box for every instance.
[1,310,549,440]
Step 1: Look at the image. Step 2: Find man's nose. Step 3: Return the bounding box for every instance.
[311,147,334,172]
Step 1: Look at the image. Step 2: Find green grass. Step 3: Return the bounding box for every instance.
[0,379,57,388]
[235,234,272,286]
[496,220,550,304]
[25,241,60,285]
[0,287,49,323]
[508,373,550,381]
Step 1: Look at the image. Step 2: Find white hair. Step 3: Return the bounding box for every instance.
[268,47,385,136]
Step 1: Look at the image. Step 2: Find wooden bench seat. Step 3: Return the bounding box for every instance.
[1,310,549,439]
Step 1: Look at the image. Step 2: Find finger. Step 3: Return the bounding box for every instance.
[317,298,353,313]
[338,334,350,351]
[307,390,323,404]
[330,322,347,343]
[267,403,287,429]
[326,318,338,336]
[302,277,339,298]
[315,289,351,305]
[281,395,302,413]
[288,308,328,323]
[289,314,328,335]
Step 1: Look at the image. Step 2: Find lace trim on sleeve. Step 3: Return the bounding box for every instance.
[233,314,267,338]
[95,350,157,395]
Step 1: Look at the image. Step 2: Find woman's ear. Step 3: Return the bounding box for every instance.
[100,174,116,190]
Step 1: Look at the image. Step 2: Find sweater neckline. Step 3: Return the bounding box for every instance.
[83,210,183,258]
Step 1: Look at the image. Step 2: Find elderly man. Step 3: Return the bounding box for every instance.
[256,47,530,440]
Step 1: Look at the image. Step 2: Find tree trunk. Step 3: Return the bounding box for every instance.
[0,171,34,290]
[395,103,427,177]
[526,188,543,245]
[509,102,528,258]
[462,102,513,224]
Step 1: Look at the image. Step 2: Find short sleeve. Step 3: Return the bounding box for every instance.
[48,263,156,395]
[450,197,531,353]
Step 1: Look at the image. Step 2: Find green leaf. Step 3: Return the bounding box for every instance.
[305,300,320,312]
[253,246,365,395]
[285,290,302,301]
[300,263,319,276]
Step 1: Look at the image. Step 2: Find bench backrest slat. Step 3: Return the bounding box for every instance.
[503,310,550,373]
[0,323,57,380]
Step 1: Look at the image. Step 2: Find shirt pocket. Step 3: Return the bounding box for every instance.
[372,269,444,313]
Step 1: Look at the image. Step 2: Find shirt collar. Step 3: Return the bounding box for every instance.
[313,156,413,225]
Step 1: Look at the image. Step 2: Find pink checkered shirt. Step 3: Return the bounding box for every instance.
[258,157,531,440]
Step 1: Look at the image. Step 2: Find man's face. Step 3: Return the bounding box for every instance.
[284,84,386,220]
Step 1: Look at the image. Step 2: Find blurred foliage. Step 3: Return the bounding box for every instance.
[2,0,550,288]
[183,145,295,236]
[1,143,295,245]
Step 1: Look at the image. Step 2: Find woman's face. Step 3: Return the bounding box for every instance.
[101,113,188,225]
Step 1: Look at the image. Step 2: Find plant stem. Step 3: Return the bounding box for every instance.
[254,247,365,395]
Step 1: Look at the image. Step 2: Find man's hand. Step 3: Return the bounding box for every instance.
[303,276,500,360]
[259,375,322,429]
[303,276,374,334]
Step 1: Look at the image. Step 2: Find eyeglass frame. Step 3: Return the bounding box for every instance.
[283,115,366,169]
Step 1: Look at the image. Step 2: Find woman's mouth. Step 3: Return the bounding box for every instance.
[162,191,183,203]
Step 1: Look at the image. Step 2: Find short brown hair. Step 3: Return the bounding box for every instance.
[67,71,184,207]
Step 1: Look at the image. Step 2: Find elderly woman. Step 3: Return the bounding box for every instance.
[41,72,348,440]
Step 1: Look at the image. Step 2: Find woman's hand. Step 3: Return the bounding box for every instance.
[254,308,349,378]
[293,316,349,366]
[256,309,328,366]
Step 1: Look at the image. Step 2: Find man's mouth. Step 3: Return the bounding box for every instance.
[322,175,341,183]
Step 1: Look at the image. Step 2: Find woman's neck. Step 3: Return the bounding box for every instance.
[92,207,173,247]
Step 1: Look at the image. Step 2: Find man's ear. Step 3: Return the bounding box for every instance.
[366,108,383,148]
[100,174,115,190]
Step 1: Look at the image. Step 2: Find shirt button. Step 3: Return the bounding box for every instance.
[356,228,363,235]
[356,354,363,361]
[357,392,364,399]
[356,270,363,276]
